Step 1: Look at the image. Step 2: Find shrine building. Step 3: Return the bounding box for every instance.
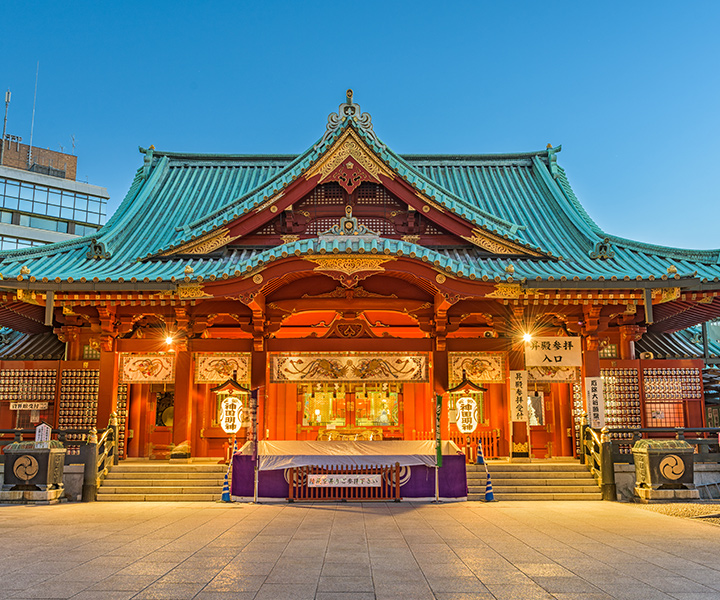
[1,90,719,461]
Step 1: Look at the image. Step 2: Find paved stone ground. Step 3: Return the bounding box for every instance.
[2,500,720,600]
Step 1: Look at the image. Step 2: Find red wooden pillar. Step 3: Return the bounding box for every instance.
[97,345,119,430]
[172,350,194,448]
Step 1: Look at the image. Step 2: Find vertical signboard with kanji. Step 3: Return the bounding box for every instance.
[510,370,528,422]
[585,377,605,428]
[435,394,443,467]
[35,422,52,449]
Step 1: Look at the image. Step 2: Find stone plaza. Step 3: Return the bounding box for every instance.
[1,500,720,600]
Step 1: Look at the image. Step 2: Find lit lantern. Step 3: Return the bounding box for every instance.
[455,396,479,434]
[220,395,243,434]
[211,376,250,435]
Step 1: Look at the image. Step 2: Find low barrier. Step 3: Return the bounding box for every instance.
[450,428,500,463]
[287,463,401,502]
[580,419,720,501]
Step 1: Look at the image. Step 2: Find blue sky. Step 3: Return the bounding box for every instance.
[2,1,718,249]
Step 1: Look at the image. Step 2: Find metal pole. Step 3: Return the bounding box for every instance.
[253,461,259,503]
[0,89,9,166]
[28,62,39,168]
[434,465,439,503]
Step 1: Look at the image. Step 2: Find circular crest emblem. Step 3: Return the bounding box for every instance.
[13,455,39,481]
[382,466,411,488]
[659,454,685,480]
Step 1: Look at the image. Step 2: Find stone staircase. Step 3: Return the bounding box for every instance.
[468,459,602,501]
[97,460,226,502]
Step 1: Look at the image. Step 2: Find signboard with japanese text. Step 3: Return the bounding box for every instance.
[455,397,479,434]
[435,394,443,467]
[10,402,49,411]
[525,337,582,367]
[510,370,528,422]
[35,422,51,449]
[585,377,605,428]
[308,474,381,487]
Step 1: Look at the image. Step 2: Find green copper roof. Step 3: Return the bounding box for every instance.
[1,95,719,289]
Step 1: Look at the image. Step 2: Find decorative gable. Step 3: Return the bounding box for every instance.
[161,90,548,260]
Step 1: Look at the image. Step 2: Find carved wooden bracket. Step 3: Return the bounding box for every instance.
[619,324,646,343]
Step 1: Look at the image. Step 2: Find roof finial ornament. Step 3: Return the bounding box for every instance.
[315,89,385,150]
[320,204,380,237]
[589,237,615,260]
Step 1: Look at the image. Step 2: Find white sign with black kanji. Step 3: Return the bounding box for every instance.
[585,377,605,428]
[525,337,582,367]
[510,370,528,422]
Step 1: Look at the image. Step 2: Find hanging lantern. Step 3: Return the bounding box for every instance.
[455,396,479,434]
[211,374,250,434]
[220,395,243,434]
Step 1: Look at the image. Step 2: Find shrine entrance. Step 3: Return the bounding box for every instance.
[527,383,575,458]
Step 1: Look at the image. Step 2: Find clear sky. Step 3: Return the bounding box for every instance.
[2,1,718,249]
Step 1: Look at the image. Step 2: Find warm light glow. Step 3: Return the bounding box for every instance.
[166,336,173,345]
[522,333,532,343]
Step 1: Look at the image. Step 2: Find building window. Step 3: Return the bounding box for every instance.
[599,344,618,359]
[74,224,99,237]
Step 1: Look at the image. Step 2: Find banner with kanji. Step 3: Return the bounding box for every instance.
[524,337,582,367]
[585,377,605,428]
[510,370,528,422]
[435,394,443,468]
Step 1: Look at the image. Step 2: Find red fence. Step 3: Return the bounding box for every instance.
[287,463,401,502]
[450,428,500,463]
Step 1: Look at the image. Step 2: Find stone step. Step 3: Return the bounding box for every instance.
[105,472,225,481]
[469,492,602,501]
[99,485,222,495]
[471,484,601,494]
[97,493,222,502]
[467,471,595,481]
[469,462,590,473]
[97,460,227,502]
[102,478,223,488]
[109,464,226,473]
[470,478,596,487]
[466,459,600,501]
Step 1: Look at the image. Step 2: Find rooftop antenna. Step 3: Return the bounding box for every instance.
[0,89,10,166]
[70,135,76,155]
[28,61,39,168]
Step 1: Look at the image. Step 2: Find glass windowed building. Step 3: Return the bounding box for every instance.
[0,165,108,251]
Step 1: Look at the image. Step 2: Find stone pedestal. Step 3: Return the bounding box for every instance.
[634,486,700,504]
[2,440,66,504]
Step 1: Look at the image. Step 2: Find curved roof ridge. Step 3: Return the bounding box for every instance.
[602,233,720,263]
[402,149,553,162]
[548,160,605,237]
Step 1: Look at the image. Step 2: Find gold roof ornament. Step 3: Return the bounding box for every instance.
[184,265,194,275]
[315,89,384,150]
